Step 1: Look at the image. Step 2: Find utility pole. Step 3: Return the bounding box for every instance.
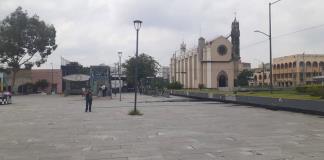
[114,63,118,96]
[118,52,122,101]
[51,63,53,94]
[303,52,306,86]
[255,0,283,93]
[262,62,265,86]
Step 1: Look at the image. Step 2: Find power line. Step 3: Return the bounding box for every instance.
[242,23,324,50]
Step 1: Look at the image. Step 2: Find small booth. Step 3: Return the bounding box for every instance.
[90,65,112,97]
[63,74,90,96]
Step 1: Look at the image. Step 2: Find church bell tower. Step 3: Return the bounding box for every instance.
[231,17,240,87]
[231,17,240,60]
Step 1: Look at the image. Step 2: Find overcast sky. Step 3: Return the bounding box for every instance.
[1,0,324,69]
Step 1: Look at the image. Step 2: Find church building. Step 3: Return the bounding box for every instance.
[170,18,240,91]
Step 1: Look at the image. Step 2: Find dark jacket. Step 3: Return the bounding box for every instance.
[85,91,92,101]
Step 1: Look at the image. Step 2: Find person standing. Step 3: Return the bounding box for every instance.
[85,89,93,112]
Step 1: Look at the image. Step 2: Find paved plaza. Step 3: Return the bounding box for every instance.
[0,94,323,160]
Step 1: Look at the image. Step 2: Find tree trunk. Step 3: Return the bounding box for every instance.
[10,70,17,93]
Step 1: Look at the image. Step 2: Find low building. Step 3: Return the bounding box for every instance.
[249,68,270,87]
[32,69,63,94]
[8,70,32,93]
[7,69,63,94]
[61,62,90,95]
[273,54,324,87]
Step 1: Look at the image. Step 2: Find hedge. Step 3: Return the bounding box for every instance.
[296,85,324,99]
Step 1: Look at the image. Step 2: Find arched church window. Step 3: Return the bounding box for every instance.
[217,71,228,87]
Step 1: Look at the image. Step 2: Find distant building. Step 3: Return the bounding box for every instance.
[157,66,170,80]
[8,70,32,93]
[273,54,324,87]
[61,62,90,95]
[0,72,9,92]
[239,62,251,71]
[170,18,241,91]
[249,68,270,87]
[110,64,127,92]
[32,69,63,94]
[90,65,111,96]
[7,69,63,94]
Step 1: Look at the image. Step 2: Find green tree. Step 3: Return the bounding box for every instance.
[167,81,183,90]
[237,69,253,86]
[122,53,159,85]
[35,79,49,91]
[0,7,57,89]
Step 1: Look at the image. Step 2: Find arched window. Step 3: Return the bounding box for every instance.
[320,61,324,67]
[293,62,296,68]
[313,62,318,68]
[306,61,311,67]
[281,64,284,69]
[259,75,262,80]
[273,65,276,70]
[289,62,292,68]
[277,64,280,69]
[217,71,228,87]
[285,63,288,69]
[299,62,305,67]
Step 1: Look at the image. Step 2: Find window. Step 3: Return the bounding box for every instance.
[217,45,227,56]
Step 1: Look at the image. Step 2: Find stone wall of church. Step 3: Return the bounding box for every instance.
[171,36,237,91]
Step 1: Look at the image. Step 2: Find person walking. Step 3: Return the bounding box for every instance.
[85,89,93,112]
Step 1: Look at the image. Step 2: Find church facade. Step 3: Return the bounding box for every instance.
[170,18,240,91]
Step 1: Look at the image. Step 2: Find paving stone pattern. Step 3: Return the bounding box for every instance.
[0,94,323,160]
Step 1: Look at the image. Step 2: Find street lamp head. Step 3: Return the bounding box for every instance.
[133,20,142,31]
[254,30,270,37]
[271,0,282,5]
[118,51,122,56]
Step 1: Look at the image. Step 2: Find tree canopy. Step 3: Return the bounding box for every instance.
[122,53,159,85]
[237,69,253,87]
[0,7,57,88]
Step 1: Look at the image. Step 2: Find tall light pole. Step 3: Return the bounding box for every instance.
[254,0,283,93]
[118,51,122,101]
[50,63,53,94]
[133,20,142,112]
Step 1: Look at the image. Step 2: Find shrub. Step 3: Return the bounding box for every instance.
[319,89,324,99]
[167,82,183,90]
[198,84,205,90]
[296,86,307,93]
[296,85,324,98]
[128,109,143,116]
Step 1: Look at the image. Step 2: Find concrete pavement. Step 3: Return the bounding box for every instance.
[0,93,323,160]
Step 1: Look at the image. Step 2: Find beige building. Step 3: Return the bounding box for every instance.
[273,54,324,87]
[249,68,270,87]
[170,18,240,91]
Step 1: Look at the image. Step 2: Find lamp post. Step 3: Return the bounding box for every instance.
[50,63,53,94]
[114,62,119,97]
[118,51,122,101]
[133,20,142,112]
[254,0,283,93]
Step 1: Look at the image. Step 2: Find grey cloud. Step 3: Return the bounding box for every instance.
[0,0,323,68]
